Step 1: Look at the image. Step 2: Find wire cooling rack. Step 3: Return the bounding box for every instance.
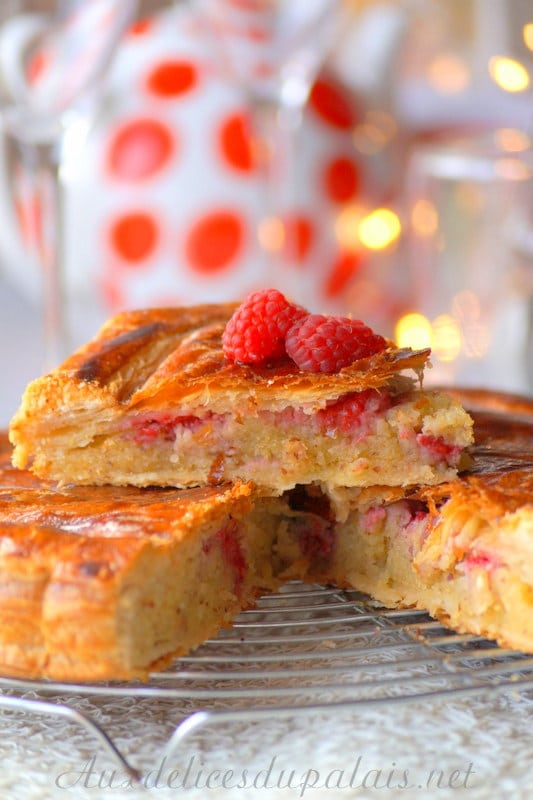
[0,582,532,783]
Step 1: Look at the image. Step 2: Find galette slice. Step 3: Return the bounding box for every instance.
[10,295,473,491]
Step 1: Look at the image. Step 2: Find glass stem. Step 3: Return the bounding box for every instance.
[251,95,305,299]
[7,126,66,371]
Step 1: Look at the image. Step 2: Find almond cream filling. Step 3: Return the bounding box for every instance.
[112,391,473,490]
[19,388,473,489]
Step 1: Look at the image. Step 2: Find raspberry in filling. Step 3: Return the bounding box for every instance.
[361,505,387,532]
[270,389,391,438]
[130,412,221,445]
[202,520,247,595]
[396,499,431,556]
[417,433,463,466]
[290,515,336,561]
[457,551,502,572]
[316,389,391,436]
[404,499,429,527]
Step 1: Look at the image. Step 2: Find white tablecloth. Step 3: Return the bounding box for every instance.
[0,683,531,799]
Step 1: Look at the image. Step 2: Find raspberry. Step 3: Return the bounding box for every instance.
[290,516,335,561]
[316,389,391,435]
[222,288,306,365]
[417,434,462,466]
[285,314,386,373]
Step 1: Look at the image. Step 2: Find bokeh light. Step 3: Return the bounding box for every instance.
[494,128,531,153]
[352,111,397,155]
[334,205,365,252]
[395,313,433,350]
[427,54,470,94]
[357,208,401,250]
[488,56,530,92]
[258,216,285,253]
[524,23,533,51]
[411,199,438,237]
[431,315,462,362]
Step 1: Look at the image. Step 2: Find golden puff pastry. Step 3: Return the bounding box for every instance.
[9,305,473,491]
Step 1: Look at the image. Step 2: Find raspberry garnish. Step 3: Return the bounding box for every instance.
[285,314,386,373]
[222,288,306,365]
[222,288,387,373]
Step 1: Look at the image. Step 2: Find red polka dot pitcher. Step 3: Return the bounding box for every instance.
[1,2,372,348]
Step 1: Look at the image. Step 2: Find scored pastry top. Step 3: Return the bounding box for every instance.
[12,305,431,421]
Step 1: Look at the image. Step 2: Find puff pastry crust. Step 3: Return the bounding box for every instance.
[9,305,473,491]
[0,434,269,680]
[0,388,531,681]
[321,390,533,654]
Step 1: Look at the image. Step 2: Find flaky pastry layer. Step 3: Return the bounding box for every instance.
[9,305,473,490]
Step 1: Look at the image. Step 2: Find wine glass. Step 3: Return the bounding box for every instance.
[405,132,533,393]
[193,0,346,302]
[0,0,137,369]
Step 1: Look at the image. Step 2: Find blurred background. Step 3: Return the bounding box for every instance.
[0,0,532,424]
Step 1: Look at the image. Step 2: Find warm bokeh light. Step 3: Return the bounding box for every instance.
[452,290,481,324]
[462,321,491,359]
[352,123,388,155]
[427,54,470,94]
[494,157,531,181]
[431,315,462,363]
[334,205,365,252]
[411,199,438,237]
[394,313,432,350]
[367,110,397,140]
[357,208,401,250]
[352,111,397,155]
[494,127,531,153]
[524,23,533,51]
[258,216,284,253]
[488,56,530,92]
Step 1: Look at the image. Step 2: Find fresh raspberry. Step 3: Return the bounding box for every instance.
[285,314,386,373]
[222,288,306,365]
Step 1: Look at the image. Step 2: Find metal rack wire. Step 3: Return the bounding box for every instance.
[0,582,532,783]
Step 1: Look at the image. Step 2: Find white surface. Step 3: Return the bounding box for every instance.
[0,678,531,799]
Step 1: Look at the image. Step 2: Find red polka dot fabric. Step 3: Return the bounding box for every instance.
[53,4,370,333]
